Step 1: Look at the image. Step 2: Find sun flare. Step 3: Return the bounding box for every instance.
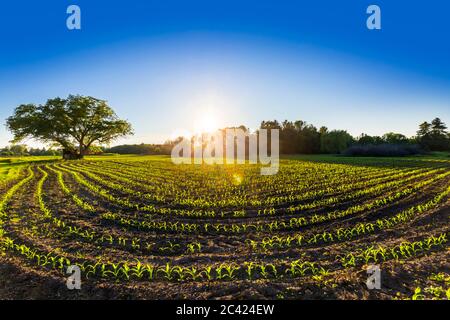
[193,110,220,134]
[232,173,243,185]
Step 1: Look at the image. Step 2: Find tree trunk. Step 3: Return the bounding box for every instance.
[63,149,83,160]
[78,142,89,159]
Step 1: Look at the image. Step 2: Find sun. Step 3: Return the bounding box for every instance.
[193,109,220,134]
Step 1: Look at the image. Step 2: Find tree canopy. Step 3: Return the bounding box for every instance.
[6,95,133,159]
[320,130,354,154]
[416,117,449,151]
[257,118,449,156]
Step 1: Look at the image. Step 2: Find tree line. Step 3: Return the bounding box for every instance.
[256,117,449,156]
[104,143,172,155]
[110,117,449,157]
[4,95,449,158]
[0,145,61,157]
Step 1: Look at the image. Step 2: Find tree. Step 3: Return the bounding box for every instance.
[280,120,299,154]
[296,123,320,154]
[416,121,432,150]
[319,126,328,135]
[0,144,28,156]
[105,143,171,155]
[431,118,447,134]
[382,132,408,144]
[6,95,133,159]
[357,134,383,145]
[416,118,449,151]
[320,130,354,154]
[261,120,320,154]
[417,121,431,137]
[429,118,449,151]
[9,144,28,156]
[260,120,281,130]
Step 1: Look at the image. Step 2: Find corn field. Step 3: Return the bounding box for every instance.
[0,155,449,299]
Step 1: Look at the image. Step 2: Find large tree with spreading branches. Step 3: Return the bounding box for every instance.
[6,95,133,159]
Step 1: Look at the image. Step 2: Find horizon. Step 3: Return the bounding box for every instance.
[1,116,447,150]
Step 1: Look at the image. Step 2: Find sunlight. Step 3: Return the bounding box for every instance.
[232,173,243,185]
[193,109,219,134]
[170,128,192,140]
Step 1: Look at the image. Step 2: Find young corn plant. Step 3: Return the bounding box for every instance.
[184,266,203,281]
[185,241,202,254]
[216,264,240,280]
[144,264,155,280]
[201,266,214,281]
[157,263,176,281]
[244,262,257,280]
[130,260,146,279]
[260,263,278,279]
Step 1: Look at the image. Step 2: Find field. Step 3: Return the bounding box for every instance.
[0,155,449,300]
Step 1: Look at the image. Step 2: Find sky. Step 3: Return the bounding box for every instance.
[0,0,449,147]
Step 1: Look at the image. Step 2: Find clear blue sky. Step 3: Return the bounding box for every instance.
[0,0,449,147]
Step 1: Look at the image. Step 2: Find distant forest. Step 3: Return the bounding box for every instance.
[0,145,60,156]
[255,117,449,156]
[104,117,449,157]
[2,117,449,157]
